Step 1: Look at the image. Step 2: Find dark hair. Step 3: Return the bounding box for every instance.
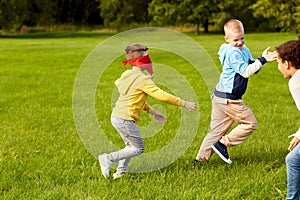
[276,35,300,69]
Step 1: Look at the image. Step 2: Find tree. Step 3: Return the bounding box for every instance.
[0,0,31,31]
[215,0,258,32]
[30,0,56,26]
[147,0,179,26]
[81,0,101,25]
[99,0,150,31]
[55,0,85,24]
[250,0,300,32]
[148,0,221,35]
[0,0,102,32]
[178,0,221,34]
[0,0,298,33]
[54,0,102,25]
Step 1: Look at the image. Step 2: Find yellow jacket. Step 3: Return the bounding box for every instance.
[112,68,185,121]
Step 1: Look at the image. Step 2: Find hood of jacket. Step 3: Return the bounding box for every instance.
[218,44,232,66]
[115,68,149,95]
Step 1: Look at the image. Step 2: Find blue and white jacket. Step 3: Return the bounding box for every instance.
[214,44,267,100]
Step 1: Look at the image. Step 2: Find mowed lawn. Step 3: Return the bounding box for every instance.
[0,31,299,200]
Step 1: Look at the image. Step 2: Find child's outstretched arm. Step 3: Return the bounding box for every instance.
[183,101,198,111]
[143,103,166,122]
[152,110,166,122]
[241,47,277,78]
[143,101,197,123]
[261,47,277,62]
[142,82,198,111]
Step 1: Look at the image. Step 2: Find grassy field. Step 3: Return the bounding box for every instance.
[0,31,299,200]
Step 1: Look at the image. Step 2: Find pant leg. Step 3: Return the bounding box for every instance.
[114,135,132,174]
[196,96,234,161]
[286,143,300,200]
[116,157,131,174]
[108,117,144,173]
[220,99,258,147]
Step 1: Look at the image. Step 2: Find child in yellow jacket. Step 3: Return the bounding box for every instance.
[98,43,197,179]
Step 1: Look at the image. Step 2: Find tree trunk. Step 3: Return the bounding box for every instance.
[195,21,199,35]
[203,18,209,33]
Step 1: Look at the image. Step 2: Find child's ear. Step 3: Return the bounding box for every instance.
[224,35,229,42]
[285,60,290,69]
[286,60,296,70]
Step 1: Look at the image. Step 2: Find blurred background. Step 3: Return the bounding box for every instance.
[1,0,299,34]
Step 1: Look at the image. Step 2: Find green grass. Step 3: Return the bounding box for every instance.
[0,31,299,199]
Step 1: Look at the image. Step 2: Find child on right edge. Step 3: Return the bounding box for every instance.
[276,36,300,200]
[193,19,277,164]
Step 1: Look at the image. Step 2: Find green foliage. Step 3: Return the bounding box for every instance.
[148,0,180,26]
[99,0,150,31]
[0,31,299,199]
[1,0,300,33]
[0,0,102,32]
[0,0,31,31]
[177,0,220,33]
[251,0,300,32]
[148,0,220,34]
[212,0,259,32]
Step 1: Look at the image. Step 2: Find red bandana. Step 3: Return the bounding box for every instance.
[122,55,153,75]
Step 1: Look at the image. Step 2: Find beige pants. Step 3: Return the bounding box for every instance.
[196,95,258,161]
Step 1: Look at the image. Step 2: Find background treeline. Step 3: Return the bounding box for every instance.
[0,0,299,34]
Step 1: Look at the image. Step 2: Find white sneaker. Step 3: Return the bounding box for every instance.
[98,154,112,178]
[113,172,125,180]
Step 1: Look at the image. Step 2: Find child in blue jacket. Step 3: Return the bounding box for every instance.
[194,19,277,164]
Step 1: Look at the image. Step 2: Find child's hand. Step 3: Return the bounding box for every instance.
[288,133,300,151]
[152,111,166,122]
[262,47,277,62]
[184,101,197,111]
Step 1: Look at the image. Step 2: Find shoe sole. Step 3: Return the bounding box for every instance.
[211,145,232,164]
[98,155,110,178]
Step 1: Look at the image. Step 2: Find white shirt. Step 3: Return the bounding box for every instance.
[289,69,300,138]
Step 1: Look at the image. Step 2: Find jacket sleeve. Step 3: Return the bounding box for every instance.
[241,59,264,78]
[143,103,155,114]
[141,80,185,107]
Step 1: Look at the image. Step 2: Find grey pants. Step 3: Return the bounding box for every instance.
[108,116,145,174]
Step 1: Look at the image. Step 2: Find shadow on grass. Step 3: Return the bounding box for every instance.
[0,31,115,39]
[227,145,288,170]
[171,145,288,171]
